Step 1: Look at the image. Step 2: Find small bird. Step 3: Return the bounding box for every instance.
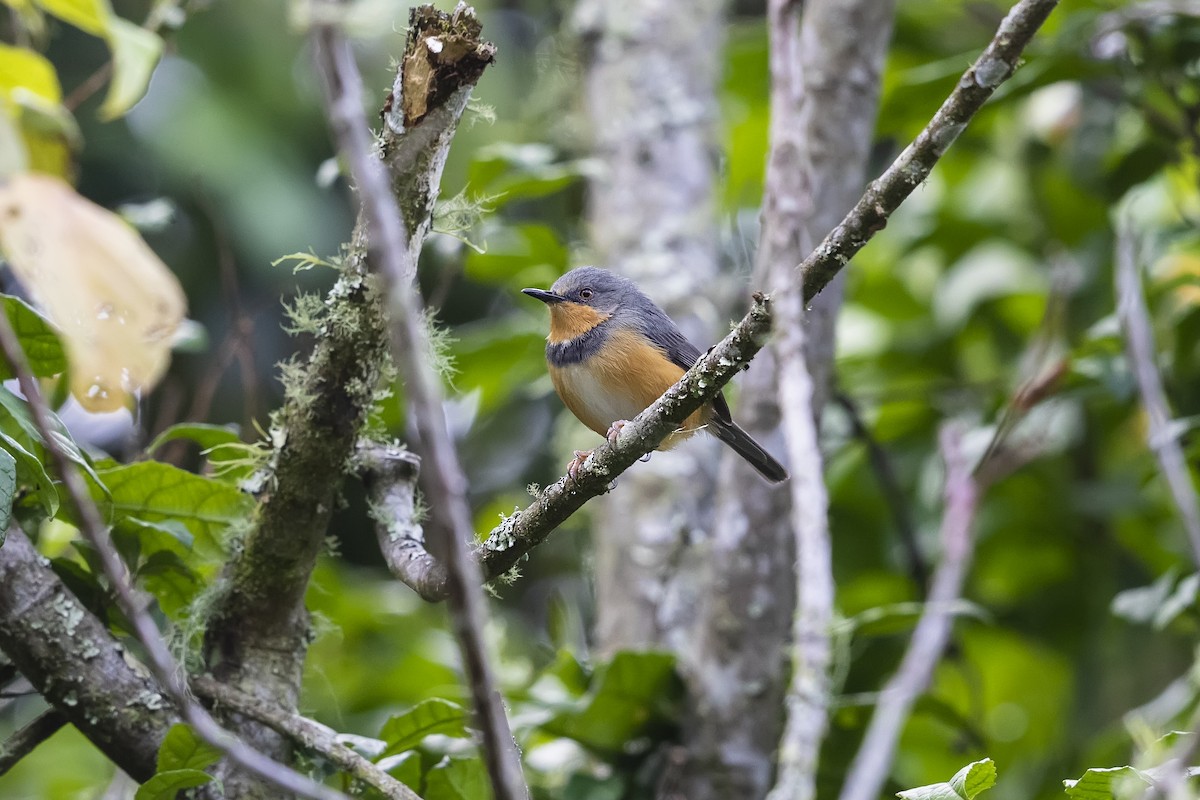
[523,266,789,483]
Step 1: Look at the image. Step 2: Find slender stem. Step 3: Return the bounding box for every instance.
[190,676,421,800]
[0,312,347,800]
[309,22,528,800]
[0,709,67,776]
[1115,221,1200,567]
[767,287,833,800]
[837,425,980,800]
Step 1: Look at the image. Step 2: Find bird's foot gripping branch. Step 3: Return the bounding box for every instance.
[370,292,776,602]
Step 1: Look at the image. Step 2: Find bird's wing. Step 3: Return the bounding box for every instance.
[640,311,734,424]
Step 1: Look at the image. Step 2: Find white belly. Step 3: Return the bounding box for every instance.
[552,364,647,435]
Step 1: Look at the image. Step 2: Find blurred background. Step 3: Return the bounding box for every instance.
[5,0,1200,797]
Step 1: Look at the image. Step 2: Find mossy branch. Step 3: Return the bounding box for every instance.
[196,4,495,788]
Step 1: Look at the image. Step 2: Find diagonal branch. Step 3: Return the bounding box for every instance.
[837,425,981,800]
[0,528,173,781]
[190,676,420,800]
[1115,220,1200,567]
[0,291,348,800]
[309,10,527,800]
[378,293,775,602]
[0,708,66,776]
[799,0,1061,302]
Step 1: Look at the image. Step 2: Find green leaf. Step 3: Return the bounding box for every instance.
[99,17,163,120]
[1062,766,1151,800]
[133,769,212,800]
[541,650,683,754]
[0,387,109,518]
[156,723,222,772]
[147,423,242,456]
[379,750,423,792]
[95,461,253,550]
[379,698,470,758]
[0,428,56,516]
[137,550,200,616]
[0,294,66,379]
[0,446,16,533]
[423,756,488,800]
[898,759,997,800]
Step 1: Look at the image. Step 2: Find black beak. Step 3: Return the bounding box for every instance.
[522,288,565,304]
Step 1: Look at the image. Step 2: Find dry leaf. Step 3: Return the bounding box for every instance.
[0,173,185,411]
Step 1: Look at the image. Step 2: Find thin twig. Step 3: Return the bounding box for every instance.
[309,18,528,800]
[190,676,421,800]
[767,288,833,800]
[0,708,67,776]
[834,392,929,589]
[837,425,981,800]
[799,0,1061,302]
[0,311,347,800]
[1115,220,1200,567]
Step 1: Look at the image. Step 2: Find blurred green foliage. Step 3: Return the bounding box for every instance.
[1,0,1200,798]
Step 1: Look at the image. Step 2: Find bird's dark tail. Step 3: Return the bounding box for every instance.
[710,419,789,483]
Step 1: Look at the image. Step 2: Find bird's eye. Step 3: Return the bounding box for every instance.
[579,288,594,300]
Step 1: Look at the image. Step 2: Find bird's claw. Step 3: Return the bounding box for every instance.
[567,449,592,482]
[605,419,629,445]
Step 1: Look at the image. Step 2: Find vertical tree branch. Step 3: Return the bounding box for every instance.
[690,0,895,796]
[766,287,833,800]
[309,13,527,800]
[837,425,979,800]
[575,0,728,654]
[198,7,494,790]
[1115,221,1200,566]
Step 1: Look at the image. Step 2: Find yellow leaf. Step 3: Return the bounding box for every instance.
[35,0,108,35]
[0,46,73,178]
[0,44,61,103]
[0,173,186,411]
[98,17,162,120]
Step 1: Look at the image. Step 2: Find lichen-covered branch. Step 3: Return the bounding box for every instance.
[198,5,493,787]
[0,529,175,781]
[357,443,447,602]
[310,8,526,800]
[190,676,421,800]
[800,0,1061,302]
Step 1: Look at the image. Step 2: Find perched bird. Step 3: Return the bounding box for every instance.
[523,266,788,483]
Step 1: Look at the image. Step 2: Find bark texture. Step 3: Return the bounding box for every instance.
[575,0,729,656]
[685,2,896,798]
[0,528,177,780]
[199,8,493,795]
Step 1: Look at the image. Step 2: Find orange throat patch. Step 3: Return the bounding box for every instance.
[547,302,611,343]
